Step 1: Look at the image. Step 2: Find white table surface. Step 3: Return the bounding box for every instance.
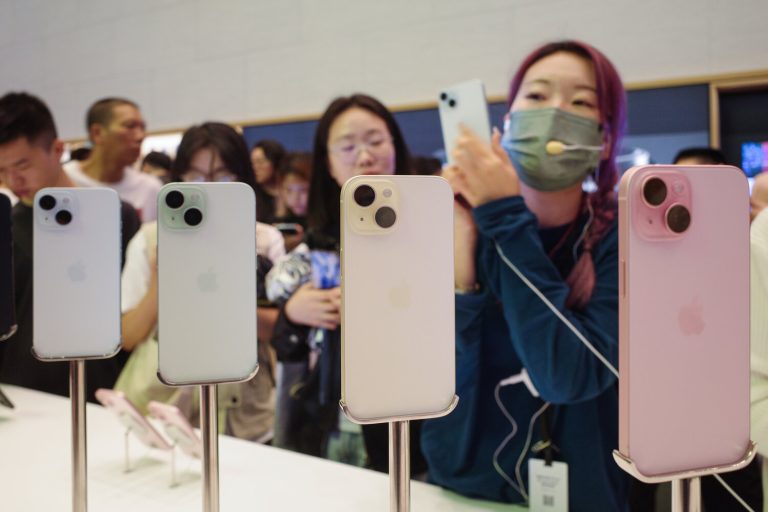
[0,385,524,511]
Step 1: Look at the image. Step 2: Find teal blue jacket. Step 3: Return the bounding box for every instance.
[422,196,628,511]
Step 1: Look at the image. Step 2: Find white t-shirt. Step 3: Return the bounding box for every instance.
[63,160,162,222]
[121,221,285,312]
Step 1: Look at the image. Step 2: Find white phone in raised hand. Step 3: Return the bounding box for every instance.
[157,182,257,385]
[438,79,492,165]
[33,187,121,359]
[341,175,455,422]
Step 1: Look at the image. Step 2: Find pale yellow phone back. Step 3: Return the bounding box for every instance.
[341,175,455,422]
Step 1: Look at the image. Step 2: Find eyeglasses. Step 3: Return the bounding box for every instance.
[329,136,393,164]
[181,170,238,183]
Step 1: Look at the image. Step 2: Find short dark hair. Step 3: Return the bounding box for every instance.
[86,97,138,134]
[170,121,258,194]
[0,92,58,148]
[307,94,411,240]
[278,151,312,183]
[142,151,173,171]
[252,139,287,171]
[69,147,92,161]
[673,147,727,165]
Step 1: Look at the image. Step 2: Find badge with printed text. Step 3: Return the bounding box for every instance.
[528,458,568,512]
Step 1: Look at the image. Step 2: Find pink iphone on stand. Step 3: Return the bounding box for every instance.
[618,165,750,477]
[96,389,172,451]
[148,401,203,459]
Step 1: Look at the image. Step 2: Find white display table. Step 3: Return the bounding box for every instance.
[0,385,522,511]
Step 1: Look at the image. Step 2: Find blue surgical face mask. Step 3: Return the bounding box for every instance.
[500,108,604,191]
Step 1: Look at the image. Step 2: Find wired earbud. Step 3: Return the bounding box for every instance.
[545,140,604,155]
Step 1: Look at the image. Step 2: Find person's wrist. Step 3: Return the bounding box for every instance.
[455,282,480,295]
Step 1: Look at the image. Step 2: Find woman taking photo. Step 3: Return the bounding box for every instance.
[422,40,629,511]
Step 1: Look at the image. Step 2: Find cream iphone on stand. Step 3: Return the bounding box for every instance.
[438,79,492,165]
[341,175,455,422]
[618,165,750,477]
[157,182,257,386]
[33,188,121,359]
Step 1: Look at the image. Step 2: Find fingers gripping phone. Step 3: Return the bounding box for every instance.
[618,165,750,477]
[148,401,203,459]
[341,175,455,421]
[157,183,257,385]
[33,188,121,359]
[438,79,492,165]
[96,388,172,451]
[0,194,16,341]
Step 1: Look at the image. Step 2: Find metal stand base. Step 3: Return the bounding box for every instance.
[201,384,219,512]
[70,360,87,512]
[613,443,757,512]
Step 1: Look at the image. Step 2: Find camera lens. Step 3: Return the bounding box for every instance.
[55,210,72,225]
[375,206,397,228]
[448,98,457,108]
[165,190,184,209]
[642,177,667,206]
[184,207,203,226]
[666,204,691,234]
[354,185,375,207]
[39,194,56,211]
[440,92,448,101]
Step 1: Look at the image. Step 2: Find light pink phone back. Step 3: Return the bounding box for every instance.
[618,165,750,476]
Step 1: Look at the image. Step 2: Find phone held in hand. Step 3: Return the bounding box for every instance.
[438,79,492,166]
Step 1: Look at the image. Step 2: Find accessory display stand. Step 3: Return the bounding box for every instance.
[613,443,757,512]
[341,396,459,512]
[122,427,179,487]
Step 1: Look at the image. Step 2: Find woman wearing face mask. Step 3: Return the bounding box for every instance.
[421,41,628,511]
[266,94,427,473]
[117,122,284,442]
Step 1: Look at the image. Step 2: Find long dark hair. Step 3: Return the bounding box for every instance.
[306,94,411,242]
[251,139,287,222]
[170,121,259,200]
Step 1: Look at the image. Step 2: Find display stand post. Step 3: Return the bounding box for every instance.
[201,384,219,512]
[613,443,756,512]
[70,360,87,512]
[671,477,701,512]
[389,420,410,512]
[341,396,459,512]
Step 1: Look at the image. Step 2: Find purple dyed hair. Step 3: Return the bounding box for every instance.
[508,40,627,308]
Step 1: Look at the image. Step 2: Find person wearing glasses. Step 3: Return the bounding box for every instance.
[116,122,284,442]
[265,94,427,473]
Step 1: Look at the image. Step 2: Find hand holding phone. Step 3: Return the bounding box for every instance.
[96,389,172,450]
[148,401,203,459]
[438,79,492,166]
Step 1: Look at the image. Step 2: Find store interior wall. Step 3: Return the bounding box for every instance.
[1,0,767,141]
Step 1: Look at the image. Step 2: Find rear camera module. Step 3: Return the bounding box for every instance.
[55,209,72,226]
[666,204,691,234]
[375,206,397,229]
[184,207,203,226]
[642,177,667,207]
[39,194,56,211]
[165,190,184,209]
[354,185,376,207]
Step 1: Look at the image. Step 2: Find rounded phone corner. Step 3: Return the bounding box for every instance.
[156,369,183,388]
